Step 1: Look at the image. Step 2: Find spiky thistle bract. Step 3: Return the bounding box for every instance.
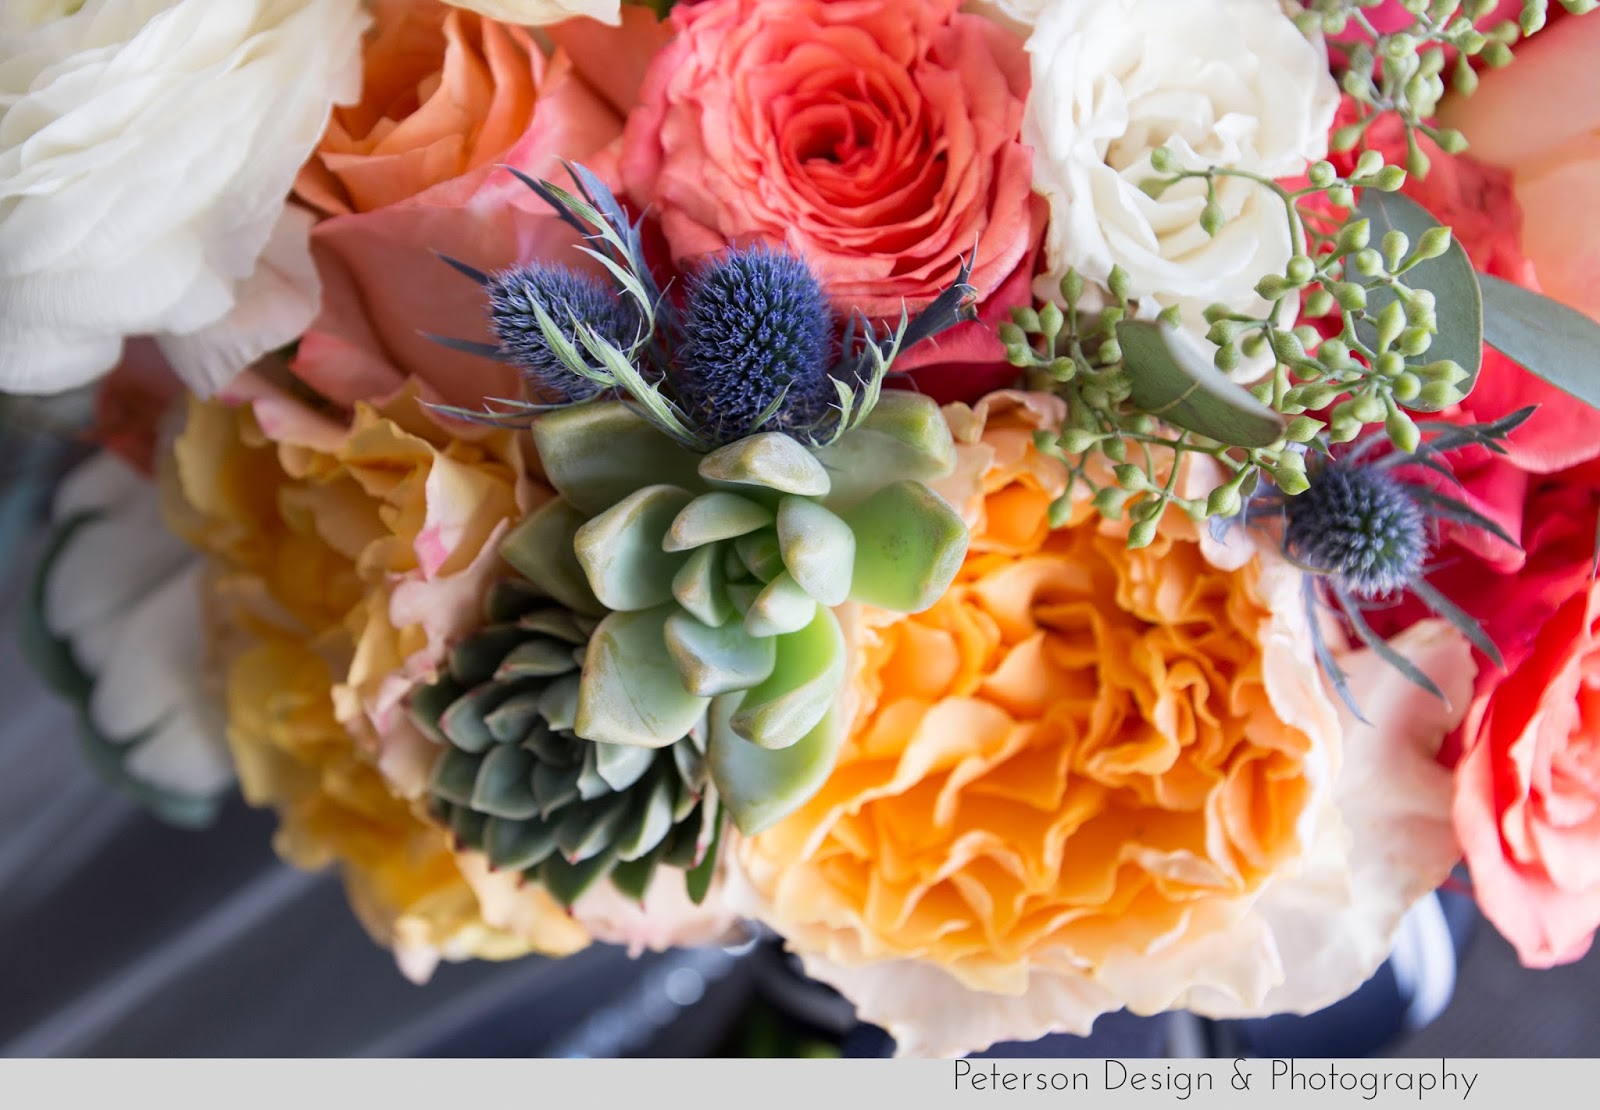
[426,162,979,452]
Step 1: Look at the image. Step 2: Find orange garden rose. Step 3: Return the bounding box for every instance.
[732,392,1474,1056]
[164,382,589,977]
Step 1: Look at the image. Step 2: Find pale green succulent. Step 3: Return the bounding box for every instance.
[501,390,968,834]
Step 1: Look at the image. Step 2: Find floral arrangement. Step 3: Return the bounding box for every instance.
[7,0,1600,1058]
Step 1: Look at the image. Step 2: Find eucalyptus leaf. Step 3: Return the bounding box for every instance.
[1356,190,1484,407]
[1479,272,1600,412]
[1117,320,1285,447]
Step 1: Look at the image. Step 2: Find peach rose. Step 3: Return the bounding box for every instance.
[289,2,668,415]
[619,0,1043,392]
[164,386,596,977]
[731,391,1472,1057]
[1441,12,1600,325]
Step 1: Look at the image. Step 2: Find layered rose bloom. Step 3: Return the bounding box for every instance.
[290,0,668,414]
[620,0,1042,399]
[0,0,365,396]
[1023,0,1339,350]
[1441,12,1600,326]
[732,392,1472,1056]
[166,385,589,976]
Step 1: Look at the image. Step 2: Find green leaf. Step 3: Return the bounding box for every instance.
[575,606,710,748]
[699,433,831,497]
[665,610,778,696]
[573,485,695,611]
[671,544,734,627]
[728,607,846,750]
[810,391,957,509]
[531,402,701,516]
[1117,320,1286,447]
[684,805,724,905]
[709,696,847,836]
[469,744,540,820]
[1479,273,1600,411]
[664,492,774,553]
[743,571,819,639]
[776,497,855,607]
[841,480,969,613]
[500,498,604,617]
[1357,190,1484,407]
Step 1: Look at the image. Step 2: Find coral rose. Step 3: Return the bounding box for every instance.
[731,391,1473,1056]
[289,1,668,415]
[619,0,1042,397]
[1456,573,1600,968]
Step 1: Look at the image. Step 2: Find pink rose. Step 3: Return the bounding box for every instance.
[619,0,1043,396]
[289,2,670,415]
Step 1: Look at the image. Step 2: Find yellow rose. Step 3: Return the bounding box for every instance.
[732,391,1471,1056]
[167,384,588,976]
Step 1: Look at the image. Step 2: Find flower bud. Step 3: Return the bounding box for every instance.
[1398,327,1433,357]
[1381,230,1410,270]
[1057,427,1099,455]
[1376,350,1406,378]
[1354,150,1385,180]
[1206,482,1242,518]
[1373,166,1407,192]
[1308,161,1336,188]
[1351,392,1386,424]
[1274,467,1312,496]
[1200,201,1226,237]
[1127,515,1160,550]
[1376,300,1407,350]
[1092,486,1129,520]
[1269,330,1306,363]
[1150,146,1176,173]
[1334,281,1368,312]
[1392,371,1422,402]
[1385,405,1421,454]
[1060,270,1085,305]
[1286,255,1316,285]
[998,321,1027,348]
[1102,434,1127,462]
[1303,289,1335,318]
[1038,300,1064,340]
[1419,380,1464,408]
[1285,415,1325,442]
[1354,249,1384,277]
[1009,305,1041,332]
[1107,266,1131,303]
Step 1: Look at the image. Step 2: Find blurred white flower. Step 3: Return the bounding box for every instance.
[0,0,366,396]
[34,451,233,818]
[1023,0,1338,340]
[441,0,620,24]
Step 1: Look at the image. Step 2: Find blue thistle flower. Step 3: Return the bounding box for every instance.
[1284,463,1429,599]
[485,264,640,400]
[674,244,838,445]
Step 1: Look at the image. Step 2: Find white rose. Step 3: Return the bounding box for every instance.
[442,0,621,24]
[0,0,366,396]
[1023,0,1339,343]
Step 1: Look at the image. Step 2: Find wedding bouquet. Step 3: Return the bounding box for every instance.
[7,0,1600,1058]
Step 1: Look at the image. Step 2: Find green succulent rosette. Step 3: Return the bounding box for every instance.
[412,576,720,906]
[501,390,968,835]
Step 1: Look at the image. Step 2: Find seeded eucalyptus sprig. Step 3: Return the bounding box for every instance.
[1286,0,1598,177]
[1007,140,1486,547]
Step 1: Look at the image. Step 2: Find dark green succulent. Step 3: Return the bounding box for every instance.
[412,577,719,906]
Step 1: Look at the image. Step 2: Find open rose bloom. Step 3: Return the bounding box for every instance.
[9,0,1600,1061]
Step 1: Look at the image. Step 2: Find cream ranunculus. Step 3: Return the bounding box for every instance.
[441,0,620,24]
[0,0,366,396]
[1022,0,1339,340]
